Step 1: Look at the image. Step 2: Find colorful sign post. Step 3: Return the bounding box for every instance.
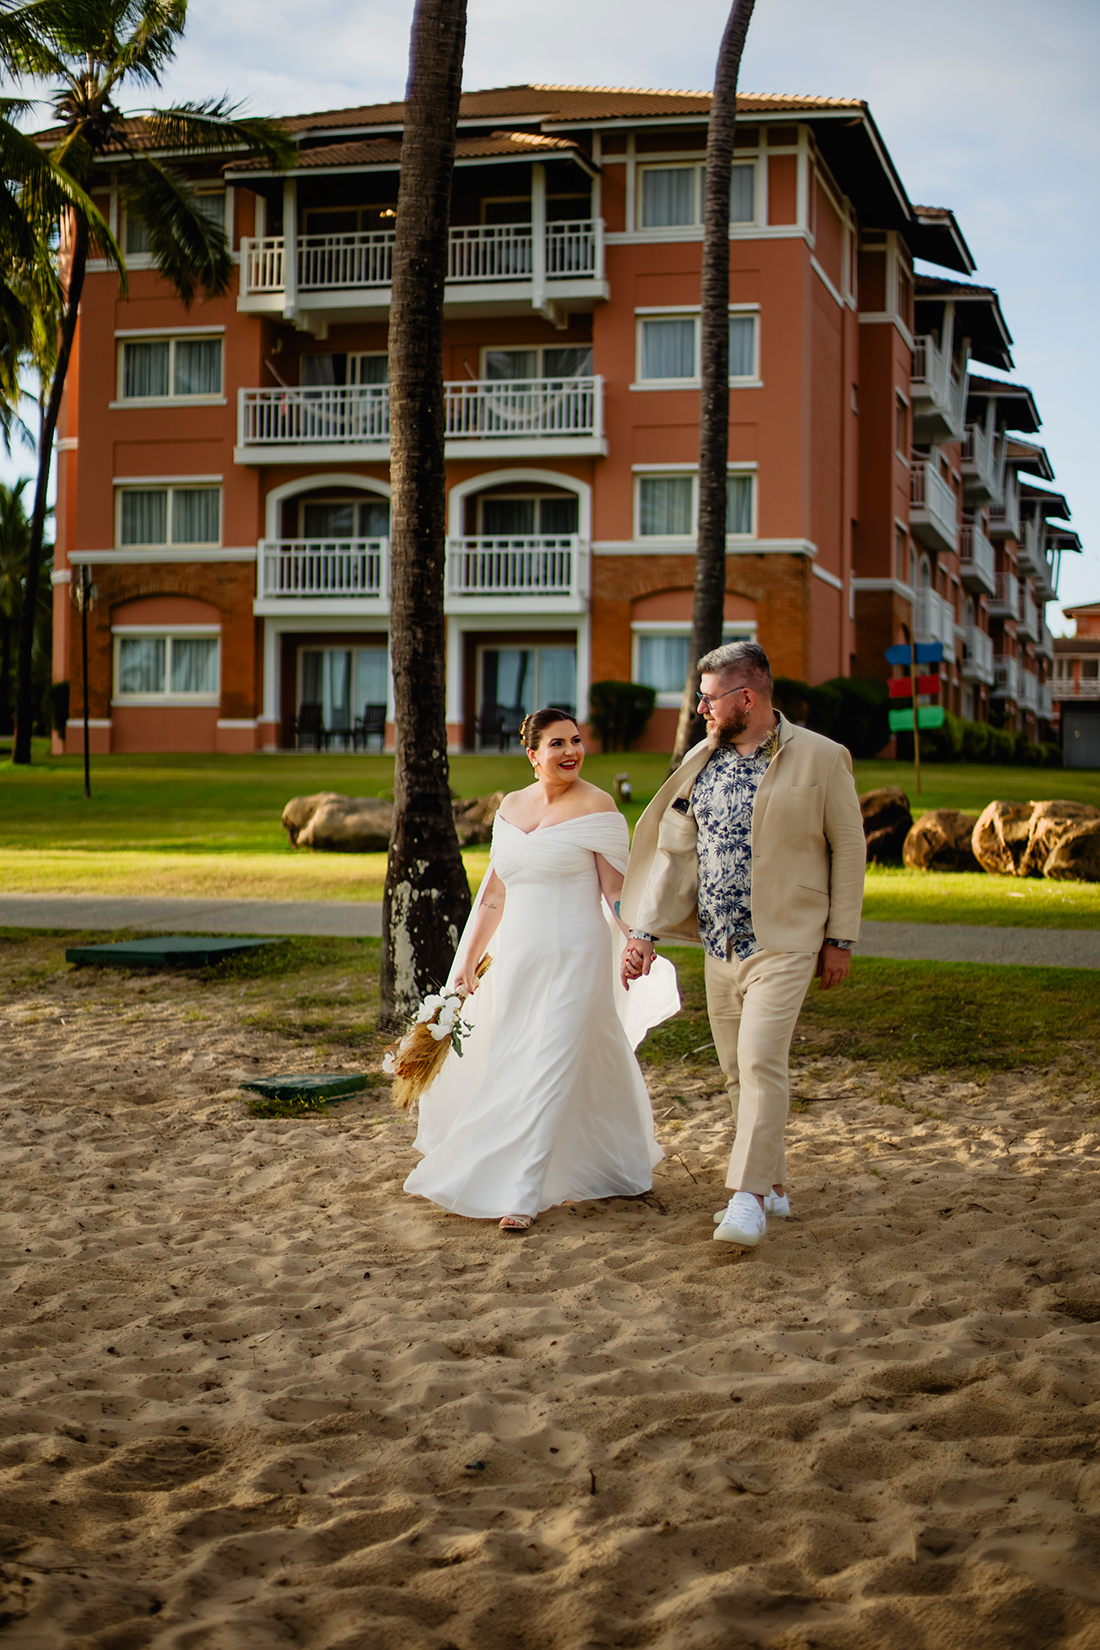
[885,637,944,796]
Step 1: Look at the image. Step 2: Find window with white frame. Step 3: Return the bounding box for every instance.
[634,623,757,702]
[117,484,221,548]
[637,312,758,383]
[638,162,756,230]
[298,495,390,540]
[124,193,224,257]
[114,630,220,701]
[636,471,755,540]
[482,345,593,381]
[119,334,223,400]
[301,351,388,386]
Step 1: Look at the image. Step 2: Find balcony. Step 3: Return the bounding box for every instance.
[1053,672,1100,701]
[914,587,956,662]
[255,538,390,615]
[236,377,606,463]
[993,655,1019,700]
[961,625,995,684]
[1017,584,1040,642]
[1035,619,1054,660]
[1017,670,1039,715]
[989,570,1020,620]
[987,478,1020,540]
[961,422,1002,505]
[911,335,966,442]
[910,460,959,555]
[238,220,607,324]
[958,519,996,596]
[446,535,588,612]
[1016,511,1043,574]
[1038,682,1053,720]
[1033,551,1058,604]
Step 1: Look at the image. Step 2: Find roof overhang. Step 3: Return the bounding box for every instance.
[1004,436,1054,480]
[1022,483,1072,522]
[966,376,1040,433]
[915,279,1014,371]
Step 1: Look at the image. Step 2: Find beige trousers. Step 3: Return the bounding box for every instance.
[704,947,818,1196]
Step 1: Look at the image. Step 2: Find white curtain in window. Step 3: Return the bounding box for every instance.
[641,168,695,227]
[303,501,356,540]
[173,338,222,396]
[640,476,693,536]
[538,648,576,711]
[122,341,170,399]
[726,475,753,535]
[482,498,536,536]
[120,489,168,546]
[358,497,390,537]
[118,637,165,694]
[638,634,690,693]
[172,489,219,545]
[124,211,151,255]
[728,316,755,378]
[485,349,538,382]
[642,318,695,380]
[355,648,389,710]
[170,638,219,694]
[193,194,225,230]
[350,354,389,385]
[730,164,755,224]
[538,496,579,535]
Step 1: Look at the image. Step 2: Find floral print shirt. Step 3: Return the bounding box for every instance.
[690,716,782,961]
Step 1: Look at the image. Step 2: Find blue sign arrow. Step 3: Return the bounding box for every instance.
[885,641,944,666]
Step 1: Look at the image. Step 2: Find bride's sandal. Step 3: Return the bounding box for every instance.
[499,1214,534,1232]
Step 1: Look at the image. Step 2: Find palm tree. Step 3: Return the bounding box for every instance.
[380,0,471,1027]
[0,0,291,764]
[0,476,32,735]
[669,0,758,768]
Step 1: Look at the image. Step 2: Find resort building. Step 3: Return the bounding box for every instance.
[1054,599,1100,769]
[49,84,1080,755]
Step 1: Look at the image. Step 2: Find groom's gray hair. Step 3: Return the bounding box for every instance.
[698,640,773,698]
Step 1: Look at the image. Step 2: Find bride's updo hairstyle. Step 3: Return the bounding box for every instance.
[520,707,579,752]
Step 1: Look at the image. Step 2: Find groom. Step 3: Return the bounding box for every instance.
[620,641,865,1246]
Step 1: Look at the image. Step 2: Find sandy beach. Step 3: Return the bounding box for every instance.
[1,936,1099,1648]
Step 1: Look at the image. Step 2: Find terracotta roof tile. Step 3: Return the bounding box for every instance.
[226,128,581,174]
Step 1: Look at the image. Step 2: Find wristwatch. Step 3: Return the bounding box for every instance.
[629,929,657,944]
[824,938,853,950]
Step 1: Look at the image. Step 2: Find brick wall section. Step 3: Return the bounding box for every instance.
[852,587,911,682]
[69,560,258,720]
[590,552,814,685]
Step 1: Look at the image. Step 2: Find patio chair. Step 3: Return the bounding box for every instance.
[292,702,329,751]
[475,701,507,751]
[355,703,387,751]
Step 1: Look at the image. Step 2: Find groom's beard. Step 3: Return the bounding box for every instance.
[707,706,750,748]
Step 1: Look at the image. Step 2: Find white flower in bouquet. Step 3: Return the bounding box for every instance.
[415,993,445,1024]
[382,955,493,1110]
[382,1050,396,1075]
[427,1022,452,1041]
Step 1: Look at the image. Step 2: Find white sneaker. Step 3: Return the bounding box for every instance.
[714,1190,790,1222]
[713,1192,767,1246]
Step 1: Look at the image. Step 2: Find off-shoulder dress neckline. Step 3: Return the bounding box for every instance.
[495,810,622,839]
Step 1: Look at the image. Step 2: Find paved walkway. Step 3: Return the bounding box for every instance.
[1,895,1099,968]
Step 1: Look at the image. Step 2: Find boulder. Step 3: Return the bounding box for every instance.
[283,793,393,852]
[1041,817,1100,882]
[859,786,913,866]
[282,790,505,852]
[452,790,506,846]
[971,800,1033,877]
[1020,799,1100,878]
[902,809,980,873]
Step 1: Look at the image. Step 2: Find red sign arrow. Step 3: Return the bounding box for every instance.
[888,674,942,699]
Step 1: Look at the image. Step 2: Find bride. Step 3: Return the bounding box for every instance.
[403,707,679,1231]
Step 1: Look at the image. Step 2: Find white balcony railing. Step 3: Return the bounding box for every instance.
[238,377,603,450]
[958,519,996,594]
[961,421,998,501]
[993,655,1019,699]
[910,460,959,553]
[1016,511,1043,573]
[1018,586,1039,641]
[961,625,994,683]
[1035,620,1054,660]
[447,536,583,598]
[1017,670,1039,713]
[240,221,601,299]
[911,334,966,438]
[259,538,389,600]
[1054,674,1100,700]
[990,569,1020,618]
[1038,682,1053,720]
[988,479,1020,540]
[915,587,956,661]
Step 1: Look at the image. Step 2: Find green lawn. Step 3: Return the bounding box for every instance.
[2,744,1098,922]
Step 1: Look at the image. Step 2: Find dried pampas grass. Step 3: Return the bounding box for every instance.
[384,954,492,1110]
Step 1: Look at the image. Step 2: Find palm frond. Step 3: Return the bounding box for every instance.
[145,98,293,169]
[122,154,231,306]
[106,0,187,90]
[0,0,72,81]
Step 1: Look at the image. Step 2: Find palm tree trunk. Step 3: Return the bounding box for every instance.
[669,0,757,770]
[381,0,470,1027]
[13,213,88,764]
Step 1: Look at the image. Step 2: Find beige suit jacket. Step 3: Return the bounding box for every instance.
[620,717,866,954]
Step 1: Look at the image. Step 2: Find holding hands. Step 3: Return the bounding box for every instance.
[620,937,655,990]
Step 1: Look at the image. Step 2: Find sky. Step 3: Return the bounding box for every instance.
[7,0,1098,630]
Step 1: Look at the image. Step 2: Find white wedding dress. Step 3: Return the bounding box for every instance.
[404,811,680,1220]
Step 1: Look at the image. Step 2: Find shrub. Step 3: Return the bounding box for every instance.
[588,681,657,752]
[895,709,1059,767]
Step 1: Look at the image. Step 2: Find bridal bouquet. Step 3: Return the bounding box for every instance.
[383,954,492,1110]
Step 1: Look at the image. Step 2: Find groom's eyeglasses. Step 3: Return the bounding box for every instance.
[697,686,748,710]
